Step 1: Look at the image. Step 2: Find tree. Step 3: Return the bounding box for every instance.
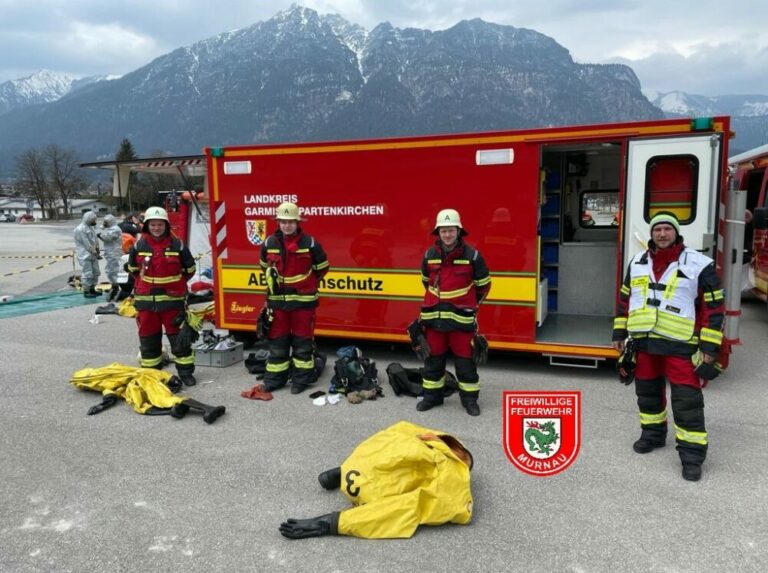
[45,144,85,218]
[15,149,56,219]
[115,138,137,162]
[115,138,138,212]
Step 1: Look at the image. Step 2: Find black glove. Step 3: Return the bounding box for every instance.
[166,375,183,394]
[279,513,339,539]
[97,233,102,239]
[472,333,489,365]
[694,361,722,381]
[617,338,636,385]
[87,394,119,415]
[172,311,186,328]
[407,320,430,361]
[176,321,200,348]
[256,306,273,340]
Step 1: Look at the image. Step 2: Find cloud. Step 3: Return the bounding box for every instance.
[1,0,767,96]
[616,41,768,96]
[0,23,158,79]
[61,21,159,72]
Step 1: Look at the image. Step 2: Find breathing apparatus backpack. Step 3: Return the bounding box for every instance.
[329,346,383,396]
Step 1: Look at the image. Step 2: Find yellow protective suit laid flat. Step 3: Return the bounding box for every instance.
[70,362,184,414]
[337,420,473,539]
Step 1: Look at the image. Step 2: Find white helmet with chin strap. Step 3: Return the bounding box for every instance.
[144,206,169,223]
[275,202,304,221]
[432,208,468,236]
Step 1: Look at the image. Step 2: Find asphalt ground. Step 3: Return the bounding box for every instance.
[1,222,767,572]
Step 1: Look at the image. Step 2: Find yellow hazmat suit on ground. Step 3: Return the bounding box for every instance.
[70,363,184,414]
[69,363,226,423]
[280,420,473,539]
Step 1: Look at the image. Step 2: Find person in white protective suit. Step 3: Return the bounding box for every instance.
[98,214,123,302]
[73,211,102,298]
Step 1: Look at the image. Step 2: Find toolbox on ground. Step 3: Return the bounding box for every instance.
[194,342,244,367]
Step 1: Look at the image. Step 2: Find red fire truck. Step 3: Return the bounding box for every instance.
[729,143,768,307]
[196,116,743,366]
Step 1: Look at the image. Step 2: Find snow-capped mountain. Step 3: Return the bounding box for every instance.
[0,5,664,175]
[0,70,76,115]
[648,91,768,154]
[649,90,768,118]
[0,70,118,115]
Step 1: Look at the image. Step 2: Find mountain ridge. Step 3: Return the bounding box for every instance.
[6,5,761,178]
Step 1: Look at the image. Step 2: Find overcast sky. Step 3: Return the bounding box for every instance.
[1,0,766,96]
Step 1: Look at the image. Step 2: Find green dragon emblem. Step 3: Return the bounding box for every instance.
[525,420,560,455]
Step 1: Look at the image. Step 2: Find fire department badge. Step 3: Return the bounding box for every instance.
[246,220,267,246]
[502,391,581,477]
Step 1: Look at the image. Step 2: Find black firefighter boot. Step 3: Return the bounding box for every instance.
[678,436,706,482]
[682,463,703,482]
[633,427,667,454]
[83,286,100,298]
[416,388,444,412]
[318,467,341,490]
[171,399,226,424]
[176,365,197,386]
[460,392,481,417]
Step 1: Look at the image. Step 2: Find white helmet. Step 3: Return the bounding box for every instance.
[432,208,467,236]
[144,206,169,223]
[275,202,303,221]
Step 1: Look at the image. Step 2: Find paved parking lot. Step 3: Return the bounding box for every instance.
[1,222,767,572]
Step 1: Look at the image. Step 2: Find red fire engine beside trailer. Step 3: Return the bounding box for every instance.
[200,116,743,366]
[729,143,768,307]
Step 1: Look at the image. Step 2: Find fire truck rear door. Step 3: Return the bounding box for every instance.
[623,134,722,269]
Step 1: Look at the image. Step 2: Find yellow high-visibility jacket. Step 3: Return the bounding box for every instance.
[337,420,473,539]
[70,363,184,414]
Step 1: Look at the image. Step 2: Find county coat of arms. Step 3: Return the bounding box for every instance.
[246,220,267,246]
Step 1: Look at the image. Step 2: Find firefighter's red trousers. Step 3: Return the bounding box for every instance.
[264,308,316,390]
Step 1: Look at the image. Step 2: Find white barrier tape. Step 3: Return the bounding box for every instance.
[1,258,67,277]
[0,254,73,259]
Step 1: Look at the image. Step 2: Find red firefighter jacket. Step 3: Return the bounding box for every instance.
[127,234,196,311]
[259,229,329,310]
[419,239,491,331]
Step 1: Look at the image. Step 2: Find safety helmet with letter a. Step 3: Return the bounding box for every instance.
[144,206,169,223]
[432,208,468,236]
[275,202,304,221]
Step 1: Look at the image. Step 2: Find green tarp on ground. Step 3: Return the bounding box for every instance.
[0,291,102,319]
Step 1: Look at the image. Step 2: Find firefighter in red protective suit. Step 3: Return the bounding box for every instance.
[612,212,724,482]
[279,420,473,539]
[127,206,198,386]
[260,202,329,394]
[417,209,491,416]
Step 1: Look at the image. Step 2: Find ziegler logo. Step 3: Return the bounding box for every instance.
[502,391,581,477]
[230,301,257,314]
